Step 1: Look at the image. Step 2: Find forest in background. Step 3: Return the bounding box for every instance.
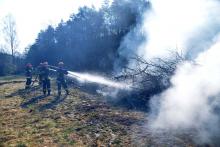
[25,0,149,73]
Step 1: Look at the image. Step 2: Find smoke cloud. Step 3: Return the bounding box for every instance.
[139,0,220,144]
[118,0,220,144]
[137,0,220,59]
[150,38,220,143]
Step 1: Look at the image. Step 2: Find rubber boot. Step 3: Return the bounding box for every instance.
[58,91,61,97]
[65,89,69,95]
[47,90,51,96]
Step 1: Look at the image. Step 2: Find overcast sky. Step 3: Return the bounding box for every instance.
[0,0,104,53]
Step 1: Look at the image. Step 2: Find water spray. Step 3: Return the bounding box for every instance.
[67,71,130,90]
[48,65,130,90]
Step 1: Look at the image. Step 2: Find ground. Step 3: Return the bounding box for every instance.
[0,76,198,147]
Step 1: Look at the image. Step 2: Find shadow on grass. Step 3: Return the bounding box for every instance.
[21,95,46,108]
[38,95,67,111]
[0,80,25,86]
[5,86,41,98]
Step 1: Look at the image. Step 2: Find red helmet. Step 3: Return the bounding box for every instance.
[26,63,32,67]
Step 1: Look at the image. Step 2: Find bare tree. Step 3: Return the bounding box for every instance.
[2,14,19,63]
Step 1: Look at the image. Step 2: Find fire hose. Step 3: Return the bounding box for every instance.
[48,65,80,79]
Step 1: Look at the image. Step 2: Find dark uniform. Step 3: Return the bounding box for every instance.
[25,63,33,89]
[42,62,51,95]
[37,63,43,85]
[56,62,69,96]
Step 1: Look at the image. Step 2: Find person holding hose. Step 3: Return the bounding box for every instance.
[25,63,33,89]
[41,62,51,96]
[56,61,69,96]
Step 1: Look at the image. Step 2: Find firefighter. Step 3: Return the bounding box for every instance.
[25,63,33,89]
[41,62,51,96]
[56,62,69,96]
[37,63,43,85]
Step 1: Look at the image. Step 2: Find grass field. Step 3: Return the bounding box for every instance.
[0,76,196,147]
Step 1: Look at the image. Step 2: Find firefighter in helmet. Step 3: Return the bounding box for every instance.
[56,61,69,96]
[41,62,51,95]
[25,63,33,89]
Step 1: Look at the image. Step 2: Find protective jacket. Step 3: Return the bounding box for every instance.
[41,66,50,80]
[37,65,43,84]
[56,67,69,96]
[41,66,51,95]
[25,66,33,78]
[25,65,33,89]
[57,68,68,81]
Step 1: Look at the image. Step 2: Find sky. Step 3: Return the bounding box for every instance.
[0,0,104,53]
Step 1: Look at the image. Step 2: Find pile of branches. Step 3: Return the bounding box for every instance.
[113,51,187,110]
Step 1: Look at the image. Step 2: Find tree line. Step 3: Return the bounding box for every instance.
[0,0,149,75]
[25,0,149,73]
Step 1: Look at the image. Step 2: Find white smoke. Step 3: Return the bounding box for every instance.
[138,0,220,59]
[118,0,220,144]
[151,38,220,143]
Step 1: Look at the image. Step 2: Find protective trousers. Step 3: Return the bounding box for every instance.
[57,79,68,96]
[25,77,32,89]
[43,79,51,95]
[39,75,43,85]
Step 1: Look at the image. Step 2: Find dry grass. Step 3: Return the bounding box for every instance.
[0,76,196,147]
